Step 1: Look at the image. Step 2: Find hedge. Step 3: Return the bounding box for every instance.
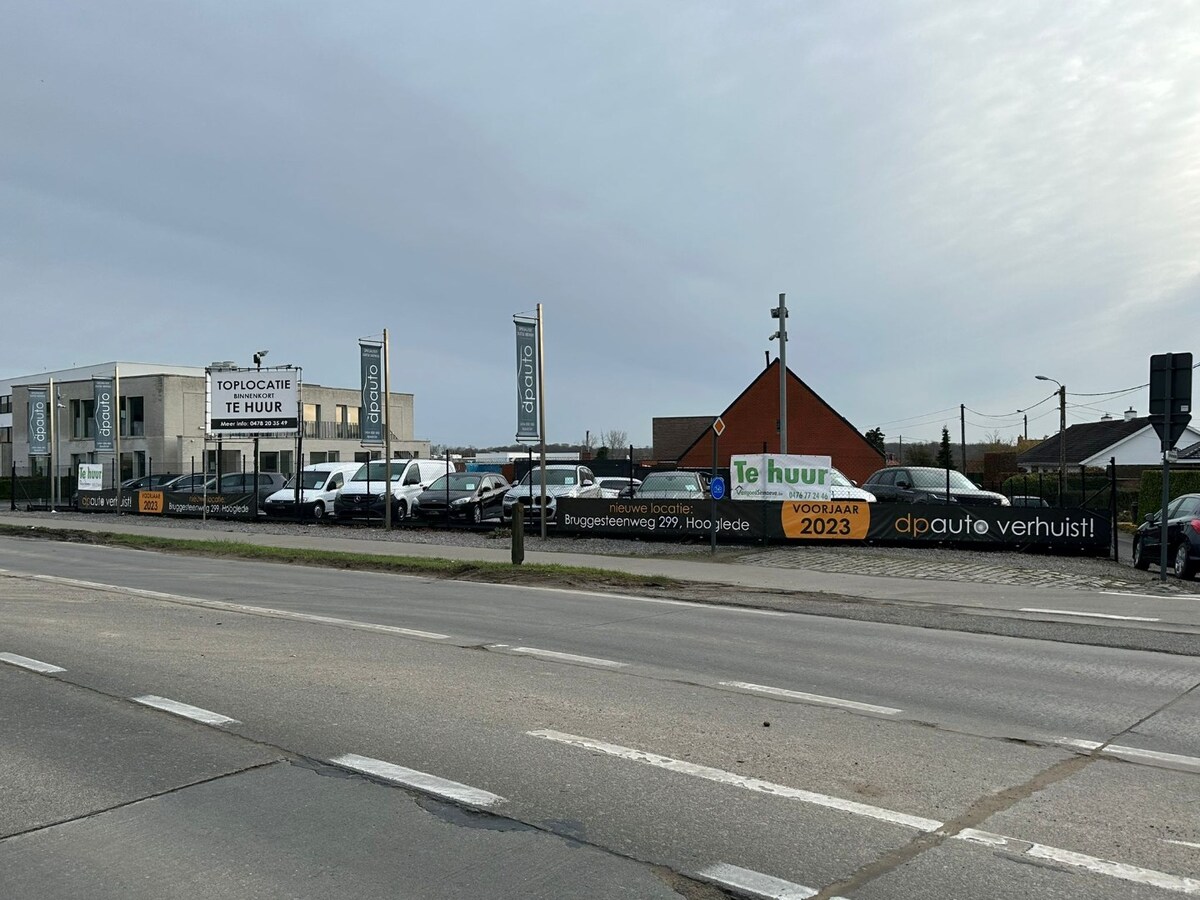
[1136,470,1200,520]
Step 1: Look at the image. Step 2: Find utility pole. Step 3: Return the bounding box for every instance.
[960,403,966,473]
[770,293,788,453]
[383,328,393,529]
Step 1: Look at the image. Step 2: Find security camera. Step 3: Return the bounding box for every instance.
[253,350,269,367]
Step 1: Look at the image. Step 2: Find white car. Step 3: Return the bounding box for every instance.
[334,458,456,521]
[502,464,602,523]
[830,467,876,502]
[262,462,361,521]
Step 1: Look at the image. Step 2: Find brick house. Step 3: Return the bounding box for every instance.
[655,360,884,484]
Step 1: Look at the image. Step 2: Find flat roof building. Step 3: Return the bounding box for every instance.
[0,362,429,481]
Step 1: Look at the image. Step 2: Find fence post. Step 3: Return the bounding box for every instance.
[9,463,14,512]
[1110,457,1118,562]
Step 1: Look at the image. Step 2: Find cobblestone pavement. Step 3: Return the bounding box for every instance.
[732,545,1200,594]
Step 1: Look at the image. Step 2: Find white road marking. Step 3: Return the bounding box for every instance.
[0,652,65,674]
[1020,607,1160,622]
[1055,738,1200,773]
[535,730,1200,896]
[502,646,627,668]
[719,681,901,716]
[696,863,830,899]
[1165,840,1200,850]
[1099,591,1184,600]
[481,581,788,616]
[132,695,238,727]
[0,572,449,640]
[527,729,942,831]
[330,753,504,807]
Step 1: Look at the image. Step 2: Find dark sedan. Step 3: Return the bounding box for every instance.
[1133,493,1200,579]
[414,472,510,525]
[862,467,1010,506]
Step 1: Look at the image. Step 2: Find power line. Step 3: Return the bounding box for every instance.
[871,406,959,428]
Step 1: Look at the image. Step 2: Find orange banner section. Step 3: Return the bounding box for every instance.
[137,491,164,514]
[779,500,870,540]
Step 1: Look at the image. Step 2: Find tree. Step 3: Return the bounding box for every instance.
[602,429,629,458]
[936,426,955,469]
[864,427,885,455]
[907,443,935,465]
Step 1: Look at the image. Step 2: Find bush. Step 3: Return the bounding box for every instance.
[1136,469,1200,520]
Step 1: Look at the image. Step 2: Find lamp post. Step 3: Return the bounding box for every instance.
[252,351,269,520]
[1036,375,1067,506]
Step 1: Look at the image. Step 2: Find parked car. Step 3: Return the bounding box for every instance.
[829,467,876,502]
[160,473,212,493]
[262,462,361,521]
[120,473,181,491]
[636,471,712,500]
[209,472,290,509]
[1010,495,1050,508]
[335,458,455,521]
[596,476,642,499]
[414,472,511,525]
[501,465,601,523]
[1133,493,1200,579]
[861,467,1010,506]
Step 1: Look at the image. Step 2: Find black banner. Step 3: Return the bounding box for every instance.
[557,499,1110,549]
[77,490,257,519]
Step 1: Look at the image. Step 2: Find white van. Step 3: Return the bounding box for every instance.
[261,462,361,521]
[334,458,455,522]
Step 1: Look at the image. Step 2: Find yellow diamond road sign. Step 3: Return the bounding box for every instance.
[713,417,726,436]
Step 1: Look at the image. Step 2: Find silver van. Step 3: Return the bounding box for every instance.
[334,458,455,521]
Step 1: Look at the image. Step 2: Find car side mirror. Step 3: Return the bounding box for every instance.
[1144,513,1154,523]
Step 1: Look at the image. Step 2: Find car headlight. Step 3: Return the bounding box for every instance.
[452,497,472,506]
[999,496,1011,506]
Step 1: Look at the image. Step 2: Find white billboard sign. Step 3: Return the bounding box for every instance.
[206,368,299,436]
[730,454,833,501]
[78,463,105,491]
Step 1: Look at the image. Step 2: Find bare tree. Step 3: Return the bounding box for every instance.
[602,429,629,458]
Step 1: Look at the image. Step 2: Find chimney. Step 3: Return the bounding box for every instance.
[1100,413,1113,421]
[1124,407,1136,421]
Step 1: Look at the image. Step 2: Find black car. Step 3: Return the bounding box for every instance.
[862,467,1010,506]
[208,472,290,509]
[1133,493,1200,579]
[414,472,510,525]
[1010,495,1050,508]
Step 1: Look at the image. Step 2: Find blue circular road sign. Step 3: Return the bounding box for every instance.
[710,476,726,500]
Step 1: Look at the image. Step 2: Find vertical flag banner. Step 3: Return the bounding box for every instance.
[93,377,115,452]
[515,320,539,441]
[27,387,50,456]
[360,342,384,446]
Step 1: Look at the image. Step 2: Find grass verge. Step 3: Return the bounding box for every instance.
[0,523,682,590]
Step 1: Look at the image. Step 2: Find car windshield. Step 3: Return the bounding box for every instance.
[909,469,979,490]
[641,474,701,491]
[285,471,329,490]
[426,474,481,492]
[829,468,853,488]
[352,461,403,482]
[516,469,577,486]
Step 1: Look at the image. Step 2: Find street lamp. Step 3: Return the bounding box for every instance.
[1036,375,1067,506]
[252,351,269,520]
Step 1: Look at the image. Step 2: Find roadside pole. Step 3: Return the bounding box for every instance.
[384,327,393,531]
[536,303,547,539]
[710,428,717,555]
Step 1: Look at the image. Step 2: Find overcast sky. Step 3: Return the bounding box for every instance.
[4,2,1199,448]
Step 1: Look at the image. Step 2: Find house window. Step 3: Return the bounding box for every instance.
[0,395,11,414]
[260,451,280,473]
[0,427,11,443]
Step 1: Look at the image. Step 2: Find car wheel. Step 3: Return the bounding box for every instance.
[1175,542,1195,580]
[311,501,325,522]
[395,500,408,521]
[1132,537,1151,570]
[471,504,482,525]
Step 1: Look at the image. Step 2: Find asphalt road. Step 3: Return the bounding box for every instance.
[1,538,1198,898]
